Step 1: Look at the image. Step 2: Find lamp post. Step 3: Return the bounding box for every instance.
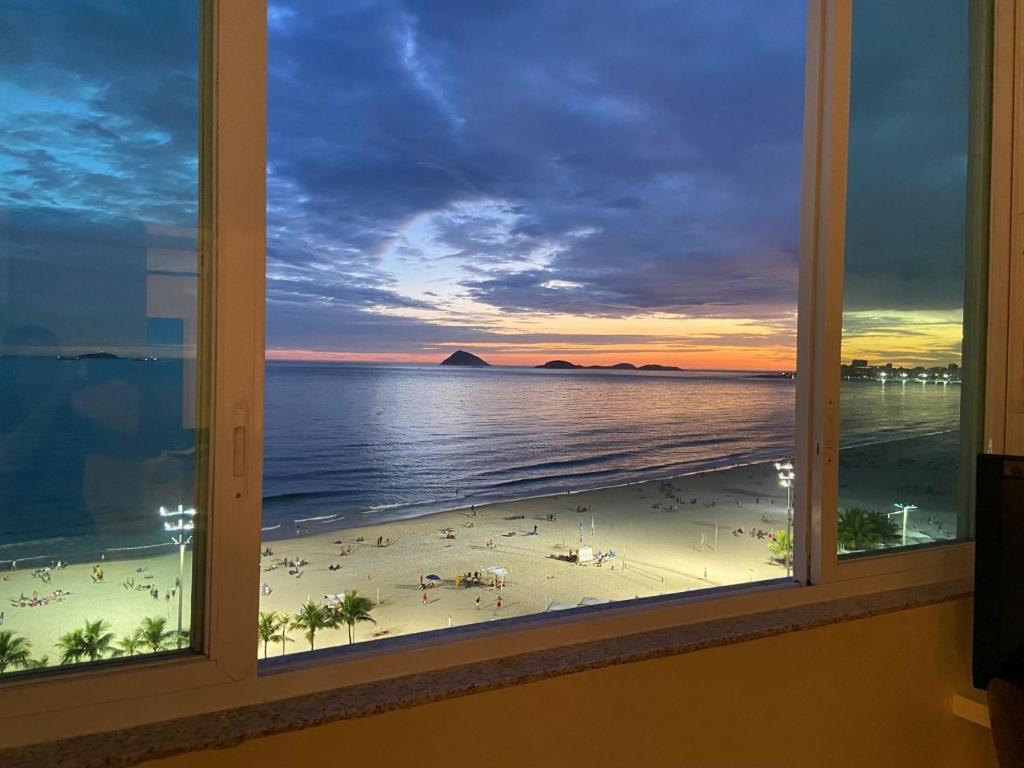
[160,505,195,648]
[891,502,917,547]
[774,461,795,577]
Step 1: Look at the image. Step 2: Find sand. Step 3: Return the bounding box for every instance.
[2,433,962,667]
[254,459,797,655]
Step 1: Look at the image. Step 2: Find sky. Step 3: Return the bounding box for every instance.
[0,1,969,369]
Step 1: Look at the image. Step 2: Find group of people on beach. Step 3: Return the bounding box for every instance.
[12,588,69,608]
[731,527,778,541]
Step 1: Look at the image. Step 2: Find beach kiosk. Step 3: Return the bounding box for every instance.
[577,544,594,564]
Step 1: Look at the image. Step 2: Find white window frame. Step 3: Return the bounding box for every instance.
[0,0,1018,750]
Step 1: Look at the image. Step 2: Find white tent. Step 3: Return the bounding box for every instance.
[577,545,594,563]
[484,564,509,589]
[546,601,575,612]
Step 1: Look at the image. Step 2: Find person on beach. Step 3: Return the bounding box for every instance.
[475,596,481,610]
[496,595,503,610]
[421,592,428,605]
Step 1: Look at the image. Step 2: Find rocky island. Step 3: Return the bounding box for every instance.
[440,350,490,367]
[535,360,682,371]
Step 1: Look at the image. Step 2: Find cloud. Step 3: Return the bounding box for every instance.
[263,0,809,360]
[0,2,200,227]
[4,1,966,365]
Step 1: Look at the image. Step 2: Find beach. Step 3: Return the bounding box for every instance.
[255,458,795,653]
[2,433,961,664]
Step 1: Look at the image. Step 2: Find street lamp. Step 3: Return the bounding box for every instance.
[160,504,195,648]
[775,461,795,577]
[890,502,917,547]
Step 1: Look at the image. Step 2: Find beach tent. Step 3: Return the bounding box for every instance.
[546,601,575,612]
[425,574,442,581]
[485,565,508,589]
[577,545,594,563]
[578,596,609,606]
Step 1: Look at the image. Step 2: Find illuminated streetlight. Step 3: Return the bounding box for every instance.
[890,502,917,547]
[160,504,196,648]
[775,461,795,577]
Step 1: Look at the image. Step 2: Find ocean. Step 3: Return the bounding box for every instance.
[0,358,962,561]
[262,361,961,535]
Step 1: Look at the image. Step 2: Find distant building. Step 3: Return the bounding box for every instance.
[851,359,868,368]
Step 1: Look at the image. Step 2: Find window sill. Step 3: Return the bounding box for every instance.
[0,577,971,768]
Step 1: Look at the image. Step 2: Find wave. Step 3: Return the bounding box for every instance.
[261,524,282,532]
[363,501,415,513]
[293,513,343,523]
[104,542,173,552]
[0,553,52,566]
[264,489,343,504]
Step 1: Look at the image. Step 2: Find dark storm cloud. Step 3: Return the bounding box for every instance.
[266,0,809,344]
[842,0,969,313]
[0,1,199,227]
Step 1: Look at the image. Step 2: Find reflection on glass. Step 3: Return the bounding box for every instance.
[838,0,976,554]
[260,2,807,658]
[0,3,201,674]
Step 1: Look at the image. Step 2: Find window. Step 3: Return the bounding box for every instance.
[261,1,808,657]
[836,0,985,555]
[0,2,206,675]
[0,0,1012,753]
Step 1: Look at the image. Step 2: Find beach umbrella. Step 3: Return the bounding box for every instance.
[425,574,442,581]
[485,566,508,577]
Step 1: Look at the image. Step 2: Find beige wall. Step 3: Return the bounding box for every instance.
[145,598,995,768]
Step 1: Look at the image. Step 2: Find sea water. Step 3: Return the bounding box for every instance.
[0,358,962,560]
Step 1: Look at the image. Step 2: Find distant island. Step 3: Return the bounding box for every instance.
[56,352,121,360]
[440,350,490,367]
[535,360,682,371]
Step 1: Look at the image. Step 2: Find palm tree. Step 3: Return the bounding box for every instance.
[768,529,793,567]
[139,617,171,653]
[57,619,113,664]
[113,629,145,658]
[332,591,376,645]
[291,600,336,651]
[82,619,114,661]
[838,508,900,551]
[274,613,294,657]
[0,630,32,673]
[258,612,282,659]
[25,655,49,670]
[57,628,88,664]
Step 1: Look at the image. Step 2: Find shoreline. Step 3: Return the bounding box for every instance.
[263,451,795,543]
[1,432,963,668]
[0,429,959,568]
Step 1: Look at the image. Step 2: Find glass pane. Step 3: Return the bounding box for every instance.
[838,0,983,554]
[262,1,806,657]
[0,3,204,674]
